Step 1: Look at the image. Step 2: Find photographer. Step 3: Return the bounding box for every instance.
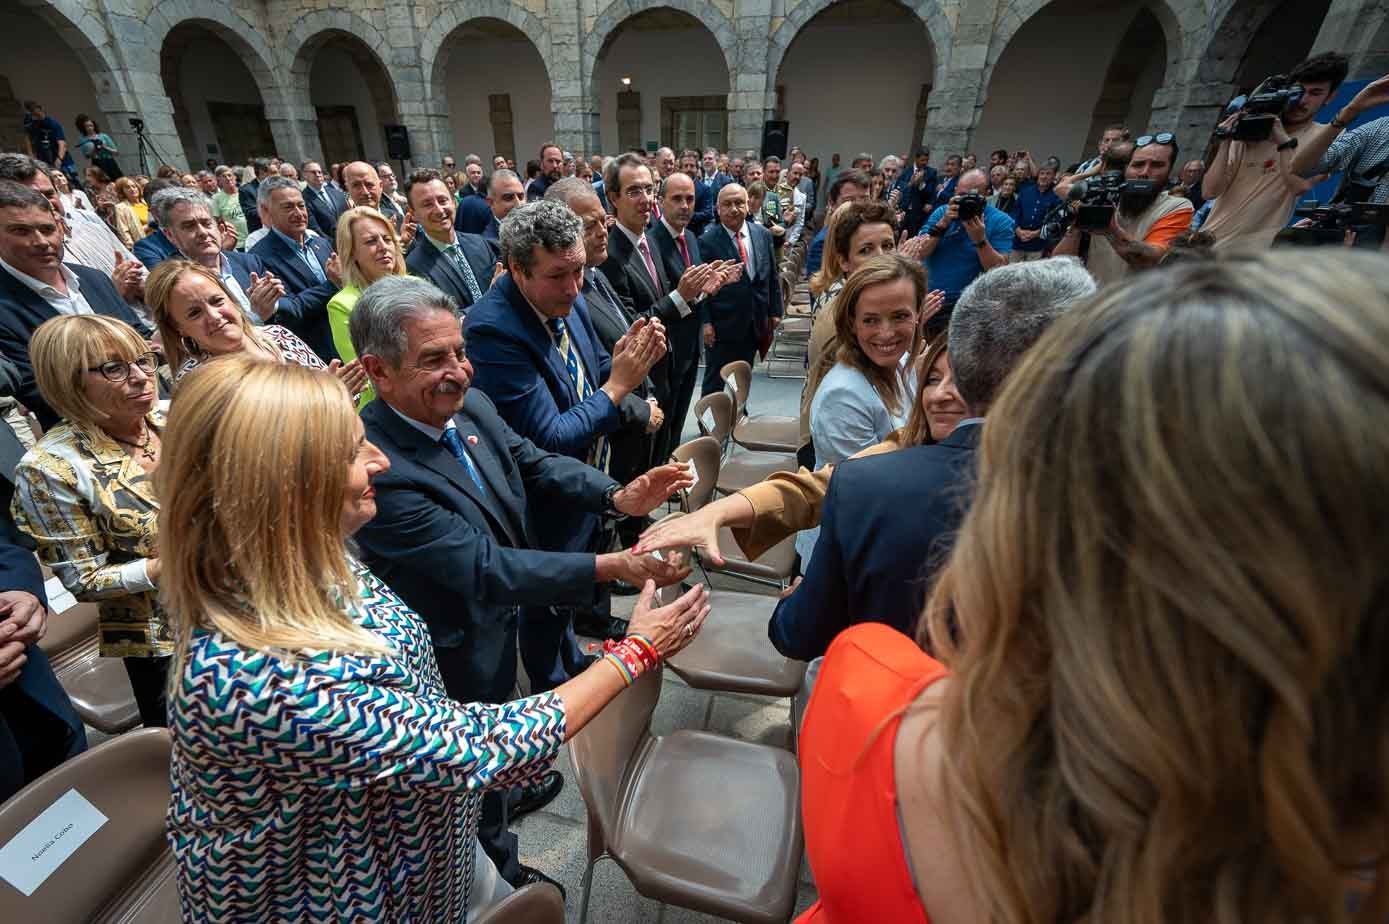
[914,168,1014,319]
[1053,136,1193,286]
[1058,124,1130,198]
[1201,53,1348,251]
[1288,72,1389,241]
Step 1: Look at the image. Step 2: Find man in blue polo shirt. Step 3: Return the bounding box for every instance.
[916,168,1013,332]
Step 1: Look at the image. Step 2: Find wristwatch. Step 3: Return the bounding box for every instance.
[1331,111,1352,130]
[602,482,625,519]
[926,224,947,237]
[973,237,988,249]
[1276,137,1299,152]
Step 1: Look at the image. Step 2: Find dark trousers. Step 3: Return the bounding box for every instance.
[701,337,757,398]
[123,655,171,728]
[434,644,522,885]
[659,357,700,463]
[0,646,87,802]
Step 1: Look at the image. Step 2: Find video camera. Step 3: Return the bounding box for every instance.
[1040,172,1158,241]
[1275,202,1389,246]
[1218,75,1305,143]
[129,117,145,131]
[956,192,986,222]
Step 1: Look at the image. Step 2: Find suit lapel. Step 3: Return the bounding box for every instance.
[452,404,527,543]
[427,241,472,304]
[0,270,58,329]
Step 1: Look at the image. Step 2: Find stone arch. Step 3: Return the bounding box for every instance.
[767,0,952,92]
[18,0,131,111]
[420,0,553,98]
[146,1,282,108]
[985,0,1187,93]
[584,0,738,113]
[1197,0,1333,90]
[285,13,403,163]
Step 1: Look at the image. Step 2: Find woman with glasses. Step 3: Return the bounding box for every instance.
[11,315,170,726]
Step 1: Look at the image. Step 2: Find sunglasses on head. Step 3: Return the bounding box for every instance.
[1134,132,1176,147]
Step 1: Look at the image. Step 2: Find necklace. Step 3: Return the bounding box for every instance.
[112,421,157,464]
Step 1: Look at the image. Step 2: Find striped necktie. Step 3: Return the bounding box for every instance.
[440,427,486,494]
[546,317,609,471]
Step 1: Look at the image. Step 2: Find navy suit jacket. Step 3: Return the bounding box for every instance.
[482,214,501,244]
[356,391,615,701]
[132,229,179,270]
[696,221,782,344]
[689,176,718,237]
[457,195,494,236]
[238,180,261,233]
[768,423,980,660]
[406,233,496,314]
[894,167,940,234]
[645,220,705,382]
[303,184,349,240]
[249,231,339,362]
[0,263,148,428]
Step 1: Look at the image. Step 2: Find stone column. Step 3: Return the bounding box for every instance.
[729,0,773,154]
[925,0,994,156]
[386,3,434,169]
[1313,0,1389,73]
[91,3,183,172]
[564,0,601,154]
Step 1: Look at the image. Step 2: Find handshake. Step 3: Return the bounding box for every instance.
[596,545,691,588]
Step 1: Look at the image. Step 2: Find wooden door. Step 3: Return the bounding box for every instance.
[206,102,275,165]
[316,106,364,167]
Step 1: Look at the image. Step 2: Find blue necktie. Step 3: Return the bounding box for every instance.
[440,427,486,494]
[445,243,484,303]
[546,317,609,471]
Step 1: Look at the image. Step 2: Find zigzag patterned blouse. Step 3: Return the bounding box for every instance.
[166,561,566,923]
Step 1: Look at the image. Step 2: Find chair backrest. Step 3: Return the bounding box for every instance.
[718,360,753,418]
[566,667,662,854]
[37,599,100,661]
[470,882,565,924]
[691,391,733,446]
[669,436,721,513]
[0,729,172,919]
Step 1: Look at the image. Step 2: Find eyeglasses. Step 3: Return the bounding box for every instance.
[1134,132,1175,148]
[87,351,158,383]
[622,184,656,200]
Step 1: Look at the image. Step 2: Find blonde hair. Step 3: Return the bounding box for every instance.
[335,206,406,290]
[811,254,923,417]
[146,259,260,372]
[29,315,150,427]
[158,357,388,684]
[898,331,948,448]
[924,250,1389,924]
[112,176,141,202]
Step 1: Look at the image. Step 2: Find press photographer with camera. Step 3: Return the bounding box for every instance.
[1288,72,1389,231]
[914,168,1014,320]
[1052,135,1193,286]
[1200,53,1348,251]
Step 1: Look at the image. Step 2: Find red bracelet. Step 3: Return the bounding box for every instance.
[603,638,645,681]
[623,633,661,671]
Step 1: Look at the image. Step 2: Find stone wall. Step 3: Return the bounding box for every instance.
[17,0,1389,170]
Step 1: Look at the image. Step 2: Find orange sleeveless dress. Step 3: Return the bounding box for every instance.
[796,622,948,923]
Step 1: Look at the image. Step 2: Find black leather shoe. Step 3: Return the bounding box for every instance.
[512,864,567,901]
[573,614,629,640]
[510,770,563,822]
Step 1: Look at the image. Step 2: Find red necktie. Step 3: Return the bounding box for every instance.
[676,232,691,269]
[735,230,749,267]
[636,236,661,291]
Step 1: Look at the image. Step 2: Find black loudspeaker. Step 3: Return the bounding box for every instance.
[760,120,789,159]
[384,124,412,161]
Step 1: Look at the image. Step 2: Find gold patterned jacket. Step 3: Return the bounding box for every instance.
[11,408,167,658]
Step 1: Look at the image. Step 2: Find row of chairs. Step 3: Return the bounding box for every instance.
[36,566,141,735]
[767,231,815,378]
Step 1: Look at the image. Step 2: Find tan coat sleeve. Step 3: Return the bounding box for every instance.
[730,435,902,561]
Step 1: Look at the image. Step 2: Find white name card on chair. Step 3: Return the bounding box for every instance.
[699,406,716,435]
[42,576,77,614]
[0,789,108,896]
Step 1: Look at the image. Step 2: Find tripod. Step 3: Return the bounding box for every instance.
[129,119,172,177]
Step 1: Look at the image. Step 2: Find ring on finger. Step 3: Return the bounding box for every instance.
[684,623,693,638]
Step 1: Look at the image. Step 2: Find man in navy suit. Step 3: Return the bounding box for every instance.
[249,176,342,361]
[238,158,271,234]
[0,182,149,428]
[806,169,872,276]
[351,275,689,891]
[301,160,349,240]
[679,150,716,238]
[768,258,1097,660]
[649,171,738,458]
[153,187,281,322]
[0,357,85,802]
[403,170,496,315]
[469,168,525,244]
[893,148,940,237]
[600,155,719,450]
[932,153,963,209]
[697,182,782,396]
[342,161,407,238]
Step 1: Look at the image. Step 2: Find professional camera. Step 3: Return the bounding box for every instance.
[956,192,987,222]
[1275,201,1389,246]
[1040,172,1158,241]
[1218,75,1305,143]
[129,117,145,131]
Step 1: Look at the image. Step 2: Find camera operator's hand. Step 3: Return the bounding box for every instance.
[1271,117,1291,146]
[935,197,961,231]
[1215,112,1241,138]
[962,215,987,244]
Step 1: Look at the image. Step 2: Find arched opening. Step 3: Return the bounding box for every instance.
[298,31,400,166]
[775,0,934,164]
[437,19,551,165]
[161,22,273,168]
[1083,7,1168,154]
[1230,0,1335,93]
[975,0,1167,166]
[594,9,731,154]
[0,5,106,156]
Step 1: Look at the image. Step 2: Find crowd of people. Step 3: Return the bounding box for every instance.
[1,45,1388,922]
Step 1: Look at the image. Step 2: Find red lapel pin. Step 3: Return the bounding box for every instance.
[467,434,479,445]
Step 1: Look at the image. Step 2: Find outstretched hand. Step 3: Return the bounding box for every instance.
[613,462,696,517]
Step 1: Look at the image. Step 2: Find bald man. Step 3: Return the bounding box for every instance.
[342,161,405,233]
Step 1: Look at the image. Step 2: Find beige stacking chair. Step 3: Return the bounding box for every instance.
[691,391,796,496]
[37,570,141,734]
[720,361,800,453]
[471,882,565,924]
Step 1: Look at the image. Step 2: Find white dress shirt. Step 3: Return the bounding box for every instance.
[0,255,94,315]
